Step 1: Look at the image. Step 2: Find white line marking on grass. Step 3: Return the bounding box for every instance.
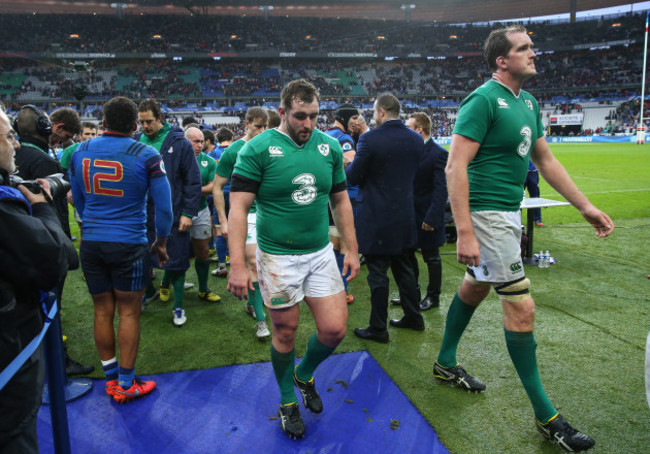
[581,188,650,195]
[542,188,650,197]
[572,176,612,182]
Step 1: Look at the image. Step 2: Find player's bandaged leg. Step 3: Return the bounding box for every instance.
[251,281,266,323]
[437,289,479,367]
[505,329,557,423]
[295,332,336,383]
[271,344,297,405]
[494,277,531,303]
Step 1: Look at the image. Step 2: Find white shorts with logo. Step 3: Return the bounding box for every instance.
[246,213,257,245]
[468,210,525,283]
[190,207,211,240]
[256,242,345,309]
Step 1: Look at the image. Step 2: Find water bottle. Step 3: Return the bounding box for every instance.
[538,250,544,268]
[544,250,550,268]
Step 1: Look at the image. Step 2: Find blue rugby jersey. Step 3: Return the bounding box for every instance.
[325,127,358,199]
[70,132,173,244]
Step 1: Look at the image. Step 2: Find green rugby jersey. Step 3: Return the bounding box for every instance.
[233,128,346,255]
[216,138,256,213]
[196,151,217,211]
[453,79,544,212]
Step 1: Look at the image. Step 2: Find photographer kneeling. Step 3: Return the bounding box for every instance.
[0,108,77,453]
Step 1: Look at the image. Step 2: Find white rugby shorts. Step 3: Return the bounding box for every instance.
[468,210,525,283]
[256,242,344,309]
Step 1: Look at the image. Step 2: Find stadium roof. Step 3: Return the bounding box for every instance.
[0,0,639,22]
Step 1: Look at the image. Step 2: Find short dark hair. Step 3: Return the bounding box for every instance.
[137,99,163,120]
[203,128,215,145]
[484,25,528,72]
[267,109,281,128]
[216,127,234,143]
[182,116,198,127]
[15,106,48,138]
[50,108,81,135]
[183,122,200,131]
[246,106,268,123]
[104,97,137,134]
[409,112,432,134]
[375,93,400,118]
[281,79,320,112]
[81,121,97,130]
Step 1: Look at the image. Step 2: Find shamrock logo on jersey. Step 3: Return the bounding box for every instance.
[318,144,330,156]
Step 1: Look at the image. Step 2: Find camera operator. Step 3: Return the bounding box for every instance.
[0,109,77,453]
[13,105,93,377]
[14,106,80,239]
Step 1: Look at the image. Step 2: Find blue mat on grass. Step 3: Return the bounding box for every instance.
[37,351,448,453]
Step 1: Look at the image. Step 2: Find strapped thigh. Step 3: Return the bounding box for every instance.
[493,277,531,303]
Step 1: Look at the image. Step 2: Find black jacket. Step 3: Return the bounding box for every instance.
[0,167,77,444]
[14,137,71,238]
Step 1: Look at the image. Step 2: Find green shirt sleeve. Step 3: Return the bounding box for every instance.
[233,141,263,182]
[452,92,491,144]
[59,142,79,171]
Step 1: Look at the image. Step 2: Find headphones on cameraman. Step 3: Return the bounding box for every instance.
[13,104,52,138]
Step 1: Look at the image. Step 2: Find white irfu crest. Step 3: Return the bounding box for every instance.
[318,144,330,156]
[201,160,208,167]
[525,100,534,111]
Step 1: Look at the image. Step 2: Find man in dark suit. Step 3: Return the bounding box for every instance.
[408,112,449,310]
[345,93,425,343]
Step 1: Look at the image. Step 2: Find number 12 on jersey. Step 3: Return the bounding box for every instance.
[82,158,124,196]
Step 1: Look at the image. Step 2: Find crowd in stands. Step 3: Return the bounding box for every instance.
[0,41,645,105]
[606,99,650,133]
[0,11,644,56]
[0,11,648,138]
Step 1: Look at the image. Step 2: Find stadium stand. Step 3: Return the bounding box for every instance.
[1,11,648,135]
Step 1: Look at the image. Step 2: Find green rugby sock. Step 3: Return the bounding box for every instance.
[504,329,557,423]
[195,259,210,293]
[271,344,297,406]
[295,333,336,383]
[251,282,266,322]
[161,270,170,287]
[167,270,186,309]
[437,292,476,367]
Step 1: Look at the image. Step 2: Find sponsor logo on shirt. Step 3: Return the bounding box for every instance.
[167,146,174,154]
[497,98,509,109]
[269,146,284,157]
[318,144,330,156]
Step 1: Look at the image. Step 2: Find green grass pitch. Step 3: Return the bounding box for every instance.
[61,142,649,452]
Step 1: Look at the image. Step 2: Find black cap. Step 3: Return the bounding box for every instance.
[334,103,359,131]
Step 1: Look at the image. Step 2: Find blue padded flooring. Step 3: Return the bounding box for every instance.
[37,351,448,453]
